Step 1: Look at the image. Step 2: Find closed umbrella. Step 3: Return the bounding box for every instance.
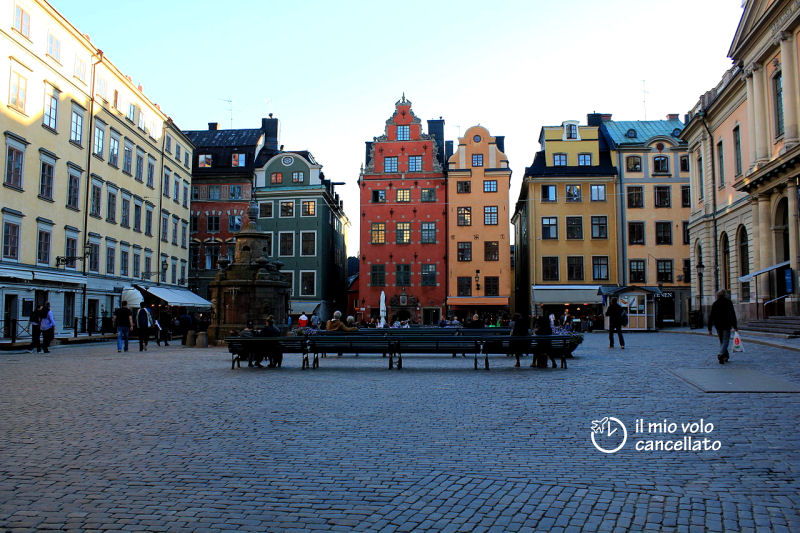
[379,290,387,328]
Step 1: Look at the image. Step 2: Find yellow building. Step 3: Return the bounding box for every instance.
[512,117,620,324]
[682,0,800,321]
[446,125,511,320]
[1,0,198,337]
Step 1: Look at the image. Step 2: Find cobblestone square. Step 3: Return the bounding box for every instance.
[1,331,799,532]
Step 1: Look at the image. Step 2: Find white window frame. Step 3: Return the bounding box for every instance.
[279,200,295,218]
[4,135,27,189]
[64,229,79,270]
[70,104,85,145]
[278,231,295,257]
[93,120,106,157]
[36,227,51,265]
[43,84,59,130]
[590,184,606,201]
[2,213,23,262]
[300,230,317,256]
[258,201,273,219]
[300,199,317,217]
[299,270,316,297]
[280,270,294,297]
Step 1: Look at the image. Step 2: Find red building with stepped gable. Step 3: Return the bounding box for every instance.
[358,96,451,325]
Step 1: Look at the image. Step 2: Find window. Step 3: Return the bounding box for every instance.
[396,189,411,202]
[384,156,398,172]
[578,153,592,166]
[397,125,409,141]
[541,217,558,239]
[93,124,105,157]
[13,5,30,37]
[64,236,77,268]
[409,155,422,172]
[39,160,54,200]
[127,103,135,122]
[421,188,436,202]
[657,259,673,283]
[421,222,436,243]
[542,257,559,281]
[207,215,220,233]
[228,215,242,232]
[627,186,643,208]
[208,185,220,200]
[484,276,499,296]
[36,229,50,264]
[485,241,499,261]
[301,200,316,216]
[457,207,472,226]
[590,184,606,201]
[370,264,386,286]
[67,172,80,209]
[138,110,146,131]
[106,191,117,223]
[626,156,642,172]
[774,72,784,137]
[132,252,140,277]
[483,180,497,193]
[628,259,647,283]
[175,144,181,160]
[421,264,436,286]
[106,246,115,275]
[160,214,168,242]
[566,185,581,202]
[109,133,120,167]
[553,153,567,166]
[300,271,316,296]
[628,222,645,245]
[697,155,704,200]
[189,214,197,233]
[47,32,61,61]
[372,189,386,203]
[259,202,273,218]
[679,185,690,208]
[165,135,172,153]
[134,204,142,231]
[270,172,283,184]
[173,176,180,202]
[567,256,584,281]
[395,264,411,286]
[199,154,212,168]
[144,208,153,236]
[371,223,386,244]
[484,206,498,225]
[566,216,583,239]
[457,181,471,193]
[120,250,129,276]
[653,156,669,174]
[683,221,690,245]
[229,185,243,200]
[733,126,742,176]
[3,220,20,259]
[396,222,411,244]
[457,277,472,296]
[566,124,577,139]
[43,85,58,130]
[592,256,609,280]
[279,233,294,256]
[232,153,245,167]
[183,184,189,207]
[9,71,26,112]
[654,186,671,208]
[87,243,99,272]
[90,184,102,217]
[680,155,690,173]
[472,154,483,167]
[280,201,294,217]
[541,185,556,202]
[457,242,472,261]
[135,151,144,181]
[655,221,672,245]
[591,216,607,239]
[123,141,133,174]
[70,106,84,145]
[717,141,725,185]
[301,232,316,256]
[72,57,86,83]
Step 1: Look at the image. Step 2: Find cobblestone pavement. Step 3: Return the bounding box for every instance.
[1,332,799,532]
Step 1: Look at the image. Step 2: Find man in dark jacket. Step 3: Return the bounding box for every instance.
[708,290,738,364]
[605,298,625,349]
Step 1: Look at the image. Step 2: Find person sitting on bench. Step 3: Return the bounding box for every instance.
[259,315,282,368]
[326,310,357,357]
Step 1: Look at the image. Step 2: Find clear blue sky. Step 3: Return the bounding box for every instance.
[52,0,744,252]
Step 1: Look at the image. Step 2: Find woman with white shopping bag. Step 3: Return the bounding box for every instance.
[707,289,738,364]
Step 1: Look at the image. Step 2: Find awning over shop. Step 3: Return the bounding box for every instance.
[290,300,321,314]
[738,260,790,283]
[446,296,509,306]
[598,285,662,297]
[121,287,144,307]
[0,267,33,280]
[139,286,211,308]
[30,270,83,284]
[532,285,603,305]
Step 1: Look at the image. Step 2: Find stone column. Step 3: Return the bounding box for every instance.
[745,72,757,169]
[788,182,800,314]
[780,32,799,144]
[752,63,769,163]
[758,193,773,300]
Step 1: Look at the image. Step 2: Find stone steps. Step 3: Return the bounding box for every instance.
[739,316,800,338]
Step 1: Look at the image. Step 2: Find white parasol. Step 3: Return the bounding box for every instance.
[379,290,387,328]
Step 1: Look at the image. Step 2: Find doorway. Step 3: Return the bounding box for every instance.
[3,294,19,338]
[422,307,440,325]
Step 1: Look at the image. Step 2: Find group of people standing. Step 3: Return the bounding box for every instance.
[113,301,193,352]
[27,302,56,353]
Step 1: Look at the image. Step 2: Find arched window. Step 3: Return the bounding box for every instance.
[720,233,730,292]
[738,226,750,302]
[626,156,641,172]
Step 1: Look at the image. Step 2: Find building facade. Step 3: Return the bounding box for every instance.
[512,117,619,322]
[446,125,512,320]
[358,96,450,325]
[601,115,692,326]
[253,150,349,321]
[682,0,800,320]
[1,0,193,337]
[184,117,279,300]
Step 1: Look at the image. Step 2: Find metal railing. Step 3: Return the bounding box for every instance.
[1,316,114,342]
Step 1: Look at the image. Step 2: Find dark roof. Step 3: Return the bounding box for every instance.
[524,151,617,178]
[184,128,263,148]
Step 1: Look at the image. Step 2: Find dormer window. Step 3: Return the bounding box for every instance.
[672,128,682,137]
[553,153,567,166]
[232,153,245,167]
[198,154,212,168]
[397,125,409,141]
[566,124,577,139]
[626,128,637,139]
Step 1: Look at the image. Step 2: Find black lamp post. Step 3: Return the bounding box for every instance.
[696,261,705,308]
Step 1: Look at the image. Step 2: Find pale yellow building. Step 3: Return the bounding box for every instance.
[446,125,511,320]
[1,0,198,336]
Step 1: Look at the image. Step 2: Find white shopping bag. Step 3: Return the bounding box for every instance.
[732,331,743,353]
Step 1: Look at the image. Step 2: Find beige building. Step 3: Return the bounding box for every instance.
[682,0,800,320]
[446,125,511,320]
[1,0,197,337]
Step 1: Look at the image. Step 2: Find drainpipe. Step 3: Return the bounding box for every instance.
[156,121,168,286]
[700,114,720,295]
[616,151,626,285]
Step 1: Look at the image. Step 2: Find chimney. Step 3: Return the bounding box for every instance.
[667,113,679,121]
[208,122,218,131]
[427,118,446,167]
[262,115,280,151]
[587,113,612,126]
[495,135,505,154]
[445,140,454,163]
[601,114,612,122]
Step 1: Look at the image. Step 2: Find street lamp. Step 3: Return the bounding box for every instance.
[696,260,705,308]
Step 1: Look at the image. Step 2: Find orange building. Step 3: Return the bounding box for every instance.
[446,126,512,321]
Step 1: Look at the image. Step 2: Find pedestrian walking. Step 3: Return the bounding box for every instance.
[708,289,738,364]
[156,307,171,346]
[510,313,529,368]
[28,304,43,353]
[39,302,56,353]
[135,302,154,351]
[114,301,134,352]
[606,298,625,349]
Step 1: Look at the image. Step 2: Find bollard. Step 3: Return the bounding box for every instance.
[195,331,208,348]
[73,317,78,338]
[10,318,16,344]
[185,330,196,347]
